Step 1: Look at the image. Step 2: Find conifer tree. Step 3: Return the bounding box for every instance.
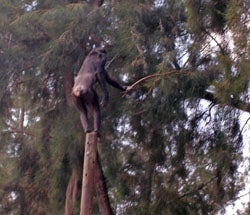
[0,0,249,214]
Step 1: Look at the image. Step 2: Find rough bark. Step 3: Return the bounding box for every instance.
[64,168,78,215]
[80,132,98,215]
[95,153,113,215]
[63,69,74,106]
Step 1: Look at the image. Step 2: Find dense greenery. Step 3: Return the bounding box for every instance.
[0,0,249,214]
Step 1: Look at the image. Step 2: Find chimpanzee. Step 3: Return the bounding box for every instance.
[72,47,126,133]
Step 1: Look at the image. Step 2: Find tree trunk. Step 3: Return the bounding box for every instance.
[95,153,113,215]
[63,69,74,106]
[80,132,98,215]
[64,168,78,215]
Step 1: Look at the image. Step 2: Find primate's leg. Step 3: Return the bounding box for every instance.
[73,96,91,132]
[89,90,101,132]
[80,110,90,133]
[93,105,101,132]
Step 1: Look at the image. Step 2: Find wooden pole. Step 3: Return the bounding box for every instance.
[80,132,98,215]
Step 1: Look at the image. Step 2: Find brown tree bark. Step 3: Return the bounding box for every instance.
[95,153,113,215]
[63,70,74,106]
[80,132,98,215]
[64,169,78,215]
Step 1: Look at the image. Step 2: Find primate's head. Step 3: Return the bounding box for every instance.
[89,47,107,66]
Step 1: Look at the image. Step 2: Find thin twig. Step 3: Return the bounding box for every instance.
[238,116,250,141]
[125,71,178,93]
[205,30,225,54]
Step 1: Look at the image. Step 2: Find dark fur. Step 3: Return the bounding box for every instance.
[72,47,126,133]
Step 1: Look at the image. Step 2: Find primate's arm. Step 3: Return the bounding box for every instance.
[105,70,126,91]
[97,71,109,107]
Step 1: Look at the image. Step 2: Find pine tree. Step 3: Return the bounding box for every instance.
[0,0,249,214]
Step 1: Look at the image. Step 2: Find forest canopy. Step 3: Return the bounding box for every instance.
[0,0,249,214]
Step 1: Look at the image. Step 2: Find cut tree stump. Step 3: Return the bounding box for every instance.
[80,132,98,215]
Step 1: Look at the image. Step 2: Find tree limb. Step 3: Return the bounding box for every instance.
[125,73,250,113]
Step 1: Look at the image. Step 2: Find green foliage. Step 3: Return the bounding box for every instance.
[187,0,228,33]
[0,0,249,214]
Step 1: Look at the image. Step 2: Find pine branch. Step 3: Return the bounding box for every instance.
[203,91,250,113]
[167,175,218,204]
[204,30,225,54]
[125,73,250,113]
[125,71,179,92]
[2,124,34,137]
